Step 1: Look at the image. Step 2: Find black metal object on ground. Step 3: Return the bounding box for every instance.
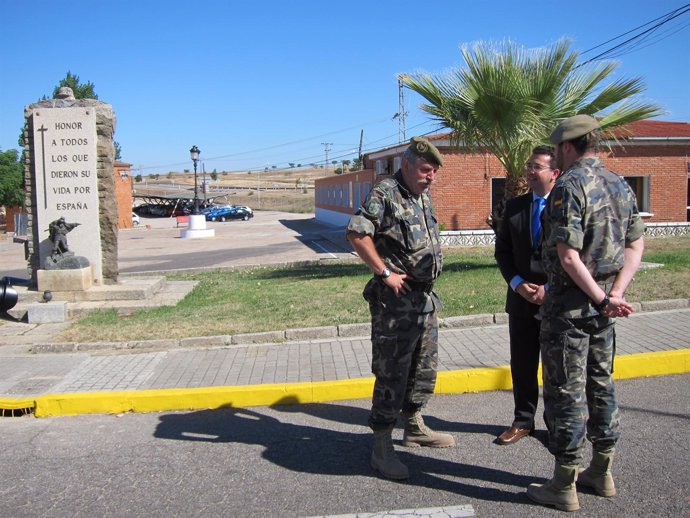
[0,277,19,312]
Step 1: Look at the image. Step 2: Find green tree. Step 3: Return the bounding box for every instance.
[0,148,24,207]
[210,171,218,181]
[402,39,662,216]
[52,71,98,99]
[134,174,142,183]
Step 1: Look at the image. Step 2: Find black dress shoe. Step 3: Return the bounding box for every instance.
[496,425,533,445]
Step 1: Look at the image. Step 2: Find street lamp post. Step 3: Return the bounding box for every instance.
[189,145,201,215]
[180,144,214,239]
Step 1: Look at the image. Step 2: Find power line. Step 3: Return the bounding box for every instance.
[580,3,689,55]
[578,4,690,66]
[140,116,395,171]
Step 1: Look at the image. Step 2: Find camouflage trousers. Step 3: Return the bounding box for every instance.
[363,278,440,431]
[540,313,620,465]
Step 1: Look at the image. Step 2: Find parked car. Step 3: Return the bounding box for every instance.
[206,205,254,222]
[132,212,141,226]
[200,203,232,215]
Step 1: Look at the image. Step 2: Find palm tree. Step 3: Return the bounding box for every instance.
[402,39,662,228]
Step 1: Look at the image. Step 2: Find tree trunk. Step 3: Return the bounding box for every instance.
[487,174,528,233]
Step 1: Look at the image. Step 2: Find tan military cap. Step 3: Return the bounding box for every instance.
[408,136,443,167]
[549,114,600,144]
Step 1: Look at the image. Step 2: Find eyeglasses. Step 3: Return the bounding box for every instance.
[524,162,552,172]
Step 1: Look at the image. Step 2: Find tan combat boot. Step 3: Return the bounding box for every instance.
[526,462,580,512]
[578,451,616,497]
[401,410,455,448]
[371,427,409,480]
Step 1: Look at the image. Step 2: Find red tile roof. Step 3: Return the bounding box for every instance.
[425,120,690,141]
[616,120,690,138]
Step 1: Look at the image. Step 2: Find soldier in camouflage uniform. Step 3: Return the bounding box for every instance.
[527,115,646,512]
[347,136,454,480]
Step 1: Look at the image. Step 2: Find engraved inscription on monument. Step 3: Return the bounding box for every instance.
[32,107,103,282]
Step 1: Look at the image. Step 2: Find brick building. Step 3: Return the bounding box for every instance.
[114,161,134,229]
[315,120,690,231]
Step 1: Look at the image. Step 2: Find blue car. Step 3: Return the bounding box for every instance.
[205,205,254,222]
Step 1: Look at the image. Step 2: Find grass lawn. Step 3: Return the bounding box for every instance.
[57,236,690,343]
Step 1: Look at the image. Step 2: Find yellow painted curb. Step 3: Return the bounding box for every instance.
[612,349,690,379]
[0,397,35,410]
[32,378,377,417]
[1,349,687,417]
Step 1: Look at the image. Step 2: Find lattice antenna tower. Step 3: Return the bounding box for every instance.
[397,74,408,143]
[321,142,333,173]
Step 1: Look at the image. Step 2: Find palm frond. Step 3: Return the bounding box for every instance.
[402,38,663,187]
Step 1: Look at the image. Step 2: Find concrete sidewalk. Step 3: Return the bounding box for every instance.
[1,305,689,417]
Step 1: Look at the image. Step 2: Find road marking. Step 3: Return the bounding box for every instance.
[304,504,475,518]
[309,239,339,258]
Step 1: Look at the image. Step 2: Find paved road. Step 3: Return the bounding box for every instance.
[1,374,688,518]
[1,211,354,279]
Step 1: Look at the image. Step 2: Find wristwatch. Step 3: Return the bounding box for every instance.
[380,267,392,279]
[594,295,610,311]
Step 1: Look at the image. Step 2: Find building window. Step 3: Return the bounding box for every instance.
[623,176,650,213]
[375,160,388,176]
[393,156,402,173]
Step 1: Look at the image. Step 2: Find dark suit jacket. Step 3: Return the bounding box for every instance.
[494,192,548,316]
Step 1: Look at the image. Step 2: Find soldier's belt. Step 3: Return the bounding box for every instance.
[406,280,434,293]
[595,273,617,283]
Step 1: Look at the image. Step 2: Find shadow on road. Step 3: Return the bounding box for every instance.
[153,401,534,505]
[279,218,353,255]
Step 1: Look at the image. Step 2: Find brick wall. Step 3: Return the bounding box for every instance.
[603,144,688,223]
[317,138,690,230]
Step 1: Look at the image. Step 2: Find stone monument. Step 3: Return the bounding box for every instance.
[22,87,118,289]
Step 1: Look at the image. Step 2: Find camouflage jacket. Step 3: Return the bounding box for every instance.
[347,170,443,283]
[541,157,645,318]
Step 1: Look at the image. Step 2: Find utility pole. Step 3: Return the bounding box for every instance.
[358,130,364,170]
[321,142,333,173]
[397,74,408,143]
[202,162,207,205]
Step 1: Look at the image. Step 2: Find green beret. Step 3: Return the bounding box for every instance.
[549,114,600,144]
[408,136,443,167]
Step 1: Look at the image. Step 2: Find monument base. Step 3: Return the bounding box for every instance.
[180,214,215,239]
[27,301,67,323]
[37,266,93,292]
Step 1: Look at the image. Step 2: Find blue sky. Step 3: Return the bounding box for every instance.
[1,0,688,175]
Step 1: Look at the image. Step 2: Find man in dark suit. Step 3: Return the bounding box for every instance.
[494,145,560,445]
